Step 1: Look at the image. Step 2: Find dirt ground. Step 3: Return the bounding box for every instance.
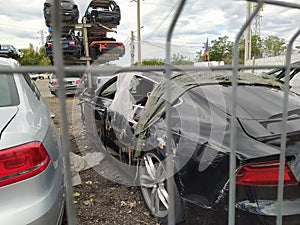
[42,89,162,225]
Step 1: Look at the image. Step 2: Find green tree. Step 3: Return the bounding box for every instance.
[141,58,164,66]
[209,35,286,64]
[263,35,286,57]
[250,35,263,58]
[18,44,51,66]
[239,35,263,64]
[141,54,193,66]
[195,50,204,62]
[209,36,233,64]
[171,53,193,65]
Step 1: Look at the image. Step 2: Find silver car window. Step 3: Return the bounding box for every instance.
[23,73,41,100]
[0,74,19,107]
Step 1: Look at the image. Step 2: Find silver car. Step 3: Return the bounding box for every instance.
[49,72,81,96]
[0,57,65,224]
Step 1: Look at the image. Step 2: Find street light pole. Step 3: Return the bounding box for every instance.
[38,30,45,46]
[245,2,252,62]
[130,26,143,66]
[130,31,135,66]
[137,0,141,66]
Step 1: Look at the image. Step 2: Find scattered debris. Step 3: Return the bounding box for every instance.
[69,151,105,186]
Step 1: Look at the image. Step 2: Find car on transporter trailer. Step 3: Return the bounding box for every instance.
[83,0,121,28]
[45,30,83,65]
[89,38,125,62]
[43,0,79,27]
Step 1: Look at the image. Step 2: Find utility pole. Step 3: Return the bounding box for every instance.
[130,31,135,66]
[82,17,90,67]
[244,2,252,63]
[137,0,141,66]
[38,30,45,46]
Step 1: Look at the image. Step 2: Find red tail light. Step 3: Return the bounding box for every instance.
[236,160,298,186]
[69,41,75,47]
[47,43,53,47]
[52,81,58,86]
[75,79,80,85]
[0,142,50,187]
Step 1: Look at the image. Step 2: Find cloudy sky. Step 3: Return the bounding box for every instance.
[0,0,299,66]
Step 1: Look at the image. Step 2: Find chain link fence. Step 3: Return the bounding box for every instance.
[1,0,300,224]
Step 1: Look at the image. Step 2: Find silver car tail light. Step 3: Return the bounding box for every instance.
[0,142,50,187]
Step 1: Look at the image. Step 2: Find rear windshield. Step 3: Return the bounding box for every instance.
[0,74,19,107]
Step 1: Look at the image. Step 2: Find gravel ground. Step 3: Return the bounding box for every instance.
[41,86,162,225]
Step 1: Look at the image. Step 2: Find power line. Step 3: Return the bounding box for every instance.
[143,2,179,39]
[143,0,199,39]
[142,40,165,49]
[123,1,197,55]
[142,40,200,55]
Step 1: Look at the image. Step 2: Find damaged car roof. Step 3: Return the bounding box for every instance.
[134,70,285,139]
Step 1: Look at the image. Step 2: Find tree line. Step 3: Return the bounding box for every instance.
[17,35,289,66]
[139,35,288,65]
[207,35,287,65]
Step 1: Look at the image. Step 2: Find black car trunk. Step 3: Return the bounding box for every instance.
[231,86,300,139]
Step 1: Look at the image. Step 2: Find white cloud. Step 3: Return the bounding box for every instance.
[0,0,299,66]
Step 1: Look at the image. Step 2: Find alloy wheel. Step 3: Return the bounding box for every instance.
[139,152,169,219]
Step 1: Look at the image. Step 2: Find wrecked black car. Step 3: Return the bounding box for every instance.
[264,61,300,80]
[89,39,125,62]
[43,0,79,27]
[78,69,300,224]
[83,0,121,28]
[0,44,22,59]
[45,30,82,64]
[262,61,300,94]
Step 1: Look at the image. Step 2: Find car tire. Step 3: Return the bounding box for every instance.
[138,151,185,224]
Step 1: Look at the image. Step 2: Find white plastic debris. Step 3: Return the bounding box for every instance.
[69,151,106,186]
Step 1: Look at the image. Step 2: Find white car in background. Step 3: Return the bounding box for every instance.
[29,73,40,81]
[30,73,50,81]
[49,72,81,96]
